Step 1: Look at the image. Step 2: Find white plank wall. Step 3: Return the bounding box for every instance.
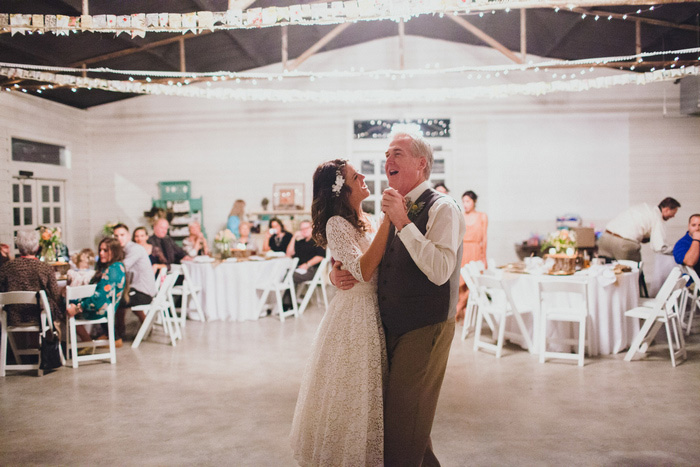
[1,37,698,289]
[0,92,92,249]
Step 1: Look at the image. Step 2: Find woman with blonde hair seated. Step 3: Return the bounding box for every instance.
[236,221,257,254]
[183,221,209,257]
[227,199,246,239]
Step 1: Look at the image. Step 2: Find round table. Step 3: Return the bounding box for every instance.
[502,271,641,355]
[184,258,293,321]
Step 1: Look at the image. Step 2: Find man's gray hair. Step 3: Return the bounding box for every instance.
[392,131,434,180]
[15,230,40,256]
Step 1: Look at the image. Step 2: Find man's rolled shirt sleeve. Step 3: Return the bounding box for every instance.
[396,198,465,286]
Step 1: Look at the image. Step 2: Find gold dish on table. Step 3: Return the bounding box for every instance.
[498,262,527,273]
[547,270,575,276]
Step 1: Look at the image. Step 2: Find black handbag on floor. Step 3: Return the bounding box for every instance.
[38,291,62,371]
[39,328,62,371]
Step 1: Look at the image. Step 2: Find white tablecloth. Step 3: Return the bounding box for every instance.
[184,258,292,322]
[503,271,641,355]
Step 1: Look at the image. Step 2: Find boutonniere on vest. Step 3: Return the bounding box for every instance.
[407,201,426,220]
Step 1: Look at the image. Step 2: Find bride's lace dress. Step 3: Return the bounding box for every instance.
[290,215,387,466]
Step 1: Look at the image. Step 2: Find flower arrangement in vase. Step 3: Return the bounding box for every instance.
[38,226,62,263]
[540,229,577,256]
[541,229,578,274]
[214,229,236,259]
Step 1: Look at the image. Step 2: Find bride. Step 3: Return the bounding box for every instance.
[290,159,391,466]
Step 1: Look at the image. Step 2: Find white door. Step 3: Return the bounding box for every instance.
[11,177,66,252]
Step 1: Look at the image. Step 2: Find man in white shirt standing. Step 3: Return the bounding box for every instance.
[598,197,681,262]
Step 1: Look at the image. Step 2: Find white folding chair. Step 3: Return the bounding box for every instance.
[639,265,685,314]
[65,284,117,368]
[154,267,167,292]
[256,257,299,322]
[296,257,330,315]
[170,263,206,327]
[473,275,533,358]
[678,265,699,335]
[1,290,56,377]
[132,272,181,349]
[460,262,483,340]
[625,269,687,367]
[538,280,590,367]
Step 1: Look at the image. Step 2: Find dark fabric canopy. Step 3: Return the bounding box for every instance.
[1,0,698,108]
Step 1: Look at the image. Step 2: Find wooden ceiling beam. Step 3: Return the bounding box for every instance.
[520,9,527,62]
[287,23,352,72]
[570,6,700,32]
[67,32,208,67]
[448,14,524,64]
[398,18,405,70]
[281,26,288,71]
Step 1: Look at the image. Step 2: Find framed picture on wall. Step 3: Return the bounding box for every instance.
[273,183,305,210]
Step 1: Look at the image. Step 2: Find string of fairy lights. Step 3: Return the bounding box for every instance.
[2,63,698,102]
[1,1,698,102]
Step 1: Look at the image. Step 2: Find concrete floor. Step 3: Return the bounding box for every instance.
[1,298,699,466]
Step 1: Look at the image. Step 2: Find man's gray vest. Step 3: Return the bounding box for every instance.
[378,189,462,336]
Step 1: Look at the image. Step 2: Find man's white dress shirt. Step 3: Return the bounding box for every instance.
[606,203,672,254]
[395,181,467,286]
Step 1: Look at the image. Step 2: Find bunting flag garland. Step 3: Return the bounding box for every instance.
[2,64,698,103]
[0,0,683,36]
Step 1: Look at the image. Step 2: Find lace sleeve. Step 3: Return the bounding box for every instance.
[326,216,367,283]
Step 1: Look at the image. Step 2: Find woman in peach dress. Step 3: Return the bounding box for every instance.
[456,190,488,322]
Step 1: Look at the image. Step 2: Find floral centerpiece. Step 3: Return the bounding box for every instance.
[38,226,62,263]
[540,229,578,274]
[540,228,577,255]
[214,229,236,259]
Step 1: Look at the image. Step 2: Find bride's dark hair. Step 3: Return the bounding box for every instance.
[311,159,367,248]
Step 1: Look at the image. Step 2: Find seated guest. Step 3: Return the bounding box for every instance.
[673,213,700,277]
[113,224,157,345]
[67,248,96,286]
[287,220,326,284]
[0,243,11,268]
[0,230,63,328]
[147,218,192,267]
[433,182,450,195]
[263,217,293,253]
[133,226,168,274]
[183,221,209,257]
[282,220,325,310]
[227,199,246,238]
[236,221,256,253]
[66,237,126,343]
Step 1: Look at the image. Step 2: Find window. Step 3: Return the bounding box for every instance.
[11,138,66,166]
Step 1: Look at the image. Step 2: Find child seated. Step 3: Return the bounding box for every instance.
[67,248,96,286]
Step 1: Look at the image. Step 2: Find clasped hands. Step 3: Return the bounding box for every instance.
[331,188,409,291]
